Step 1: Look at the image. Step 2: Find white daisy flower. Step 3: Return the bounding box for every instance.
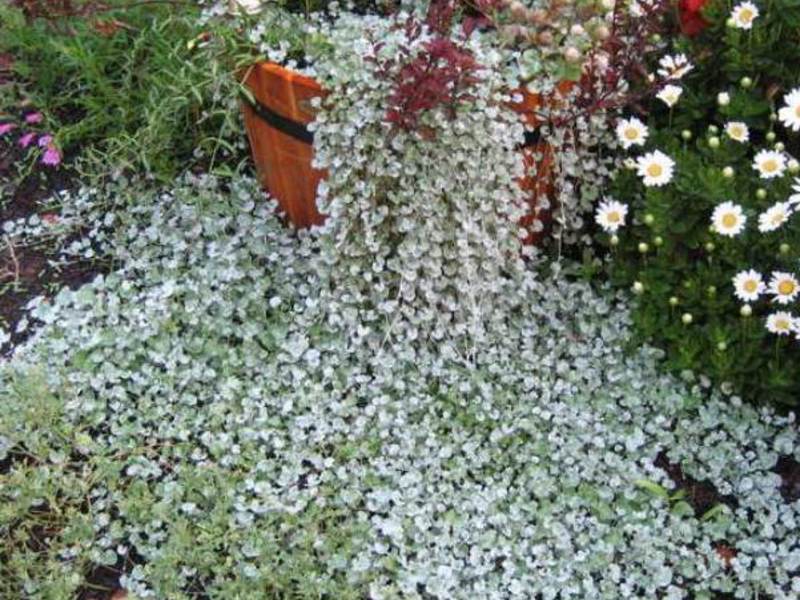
[789,177,800,206]
[725,121,749,143]
[711,201,747,237]
[636,150,675,187]
[753,149,787,179]
[595,199,629,233]
[731,2,760,29]
[777,87,800,132]
[768,272,800,304]
[766,311,796,336]
[732,269,765,302]
[657,54,693,81]
[758,201,793,232]
[616,117,649,149]
[656,85,683,108]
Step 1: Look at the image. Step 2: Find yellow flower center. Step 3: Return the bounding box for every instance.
[795,105,800,118]
[607,211,621,223]
[625,128,639,140]
[763,159,778,173]
[776,318,791,331]
[646,163,663,178]
[722,213,738,229]
[731,126,743,138]
[744,280,758,293]
[739,8,753,22]
[778,280,796,295]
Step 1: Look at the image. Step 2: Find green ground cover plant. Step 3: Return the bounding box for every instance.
[1,173,799,599]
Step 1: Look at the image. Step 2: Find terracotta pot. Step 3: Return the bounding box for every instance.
[241,61,570,243]
[508,81,575,245]
[241,61,326,228]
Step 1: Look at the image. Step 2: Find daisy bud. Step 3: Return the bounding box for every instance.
[708,136,720,149]
[528,9,548,24]
[717,92,730,106]
[726,16,736,27]
[708,124,719,134]
[564,46,582,63]
[638,242,649,254]
[769,112,777,122]
[722,166,734,178]
[537,30,554,45]
[654,236,664,247]
[766,131,776,142]
[504,24,527,39]
[788,159,799,173]
[601,0,615,10]
[705,242,715,252]
[756,188,767,199]
[610,234,620,246]
[650,33,661,43]
[624,158,637,170]
[510,1,528,19]
[774,142,785,152]
[681,130,692,140]
[681,313,693,324]
[779,242,790,254]
[707,285,717,296]
[717,341,727,351]
[669,296,679,306]
[644,213,655,225]
[632,281,645,294]
[570,24,585,36]
[740,76,753,89]
[593,25,610,40]
[740,304,752,317]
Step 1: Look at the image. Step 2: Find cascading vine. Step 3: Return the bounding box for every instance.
[307,12,534,355]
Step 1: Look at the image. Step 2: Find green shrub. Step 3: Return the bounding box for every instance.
[603,0,800,407]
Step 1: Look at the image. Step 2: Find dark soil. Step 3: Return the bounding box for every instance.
[0,137,102,355]
[774,455,800,503]
[654,451,739,517]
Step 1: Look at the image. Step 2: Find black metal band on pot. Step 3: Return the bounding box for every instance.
[521,130,541,148]
[242,91,541,149]
[240,92,314,145]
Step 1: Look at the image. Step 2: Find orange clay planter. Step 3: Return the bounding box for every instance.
[241,61,570,243]
[241,62,327,228]
[509,81,575,245]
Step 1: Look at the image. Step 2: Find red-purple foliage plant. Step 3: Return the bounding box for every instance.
[374,1,483,133]
[557,0,673,128]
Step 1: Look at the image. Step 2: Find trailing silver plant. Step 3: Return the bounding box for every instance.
[306,12,532,355]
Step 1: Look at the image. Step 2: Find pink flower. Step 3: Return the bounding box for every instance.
[24,112,43,124]
[0,122,17,135]
[18,132,36,148]
[37,134,53,147]
[41,145,62,167]
[41,212,60,225]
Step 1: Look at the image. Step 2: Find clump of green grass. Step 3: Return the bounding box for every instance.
[0,1,253,184]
